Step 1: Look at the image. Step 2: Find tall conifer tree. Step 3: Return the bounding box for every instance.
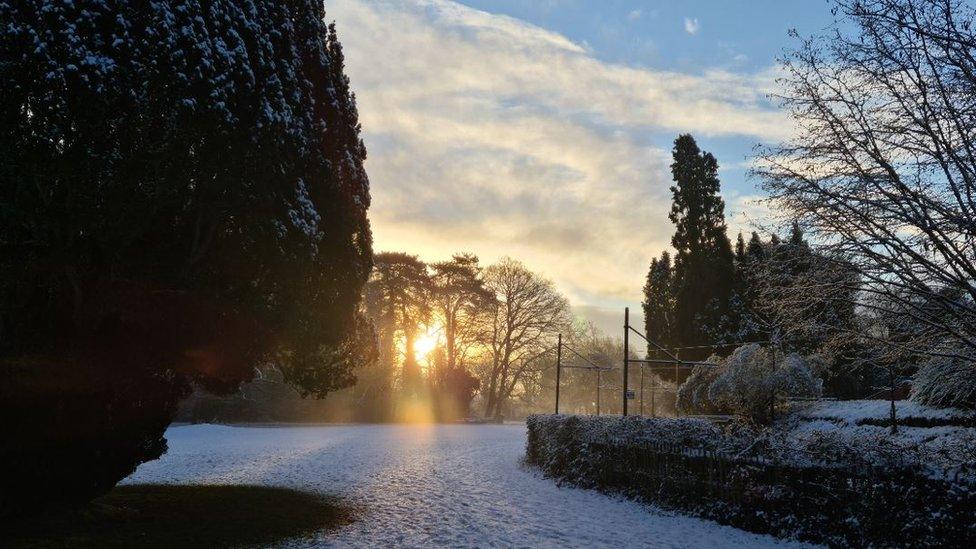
[642,251,674,351]
[668,135,736,357]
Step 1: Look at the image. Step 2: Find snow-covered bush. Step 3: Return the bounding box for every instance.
[775,353,824,397]
[707,345,778,422]
[677,344,822,422]
[675,355,725,414]
[912,354,976,410]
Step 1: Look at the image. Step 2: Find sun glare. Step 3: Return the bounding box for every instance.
[413,330,438,359]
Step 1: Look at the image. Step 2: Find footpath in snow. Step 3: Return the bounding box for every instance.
[126,423,811,548]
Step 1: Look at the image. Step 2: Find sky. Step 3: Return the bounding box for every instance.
[326,0,838,335]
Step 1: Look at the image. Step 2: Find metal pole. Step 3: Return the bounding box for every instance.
[771,342,776,422]
[650,349,656,417]
[674,348,679,417]
[555,333,562,414]
[623,307,629,416]
[639,364,644,416]
[596,369,601,416]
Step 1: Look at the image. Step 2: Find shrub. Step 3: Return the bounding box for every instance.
[912,354,976,411]
[676,355,726,415]
[677,344,822,422]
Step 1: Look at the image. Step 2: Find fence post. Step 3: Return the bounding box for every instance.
[555,333,562,414]
[623,307,629,416]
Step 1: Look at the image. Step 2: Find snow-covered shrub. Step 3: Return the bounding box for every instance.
[678,344,823,423]
[707,345,777,422]
[775,353,824,397]
[675,355,725,415]
[912,354,976,410]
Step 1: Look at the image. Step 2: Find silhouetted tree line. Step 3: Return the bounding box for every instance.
[643,135,866,396]
[361,252,488,422]
[1,1,372,516]
[183,250,645,424]
[360,253,573,422]
[650,0,976,405]
[754,0,976,408]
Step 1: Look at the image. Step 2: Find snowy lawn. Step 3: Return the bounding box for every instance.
[782,400,976,477]
[792,399,975,424]
[125,424,812,548]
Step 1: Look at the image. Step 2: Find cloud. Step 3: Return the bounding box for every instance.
[627,9,642,21]
[727,194,776,237]
[326,0,786,308]
[684,17,701,35]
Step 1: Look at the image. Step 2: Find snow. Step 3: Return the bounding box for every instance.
[793,399,975,424]
[124,424,811,548]
[780,400,976,478]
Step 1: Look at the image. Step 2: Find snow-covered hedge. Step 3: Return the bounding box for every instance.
[526,414,976,547]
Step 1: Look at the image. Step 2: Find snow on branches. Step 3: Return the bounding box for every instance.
[677,344,822,423]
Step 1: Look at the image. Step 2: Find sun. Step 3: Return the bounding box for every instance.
[414,330,439,359]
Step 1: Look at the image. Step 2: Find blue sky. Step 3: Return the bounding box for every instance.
[327,0,839,332]
[457,1,834,72]
[454,0,837,219]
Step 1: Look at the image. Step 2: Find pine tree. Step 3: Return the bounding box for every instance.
[642,252,674,350]
[430,254,492,372]
[789,220,807,247]
[667,134,737,357]
[735,232,747,263]
[747,231,766,261]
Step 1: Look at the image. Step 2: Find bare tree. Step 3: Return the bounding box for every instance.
[755,0,976,363]
[479,258,572,420]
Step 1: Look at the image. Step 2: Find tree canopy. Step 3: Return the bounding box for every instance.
[0,0,372,513]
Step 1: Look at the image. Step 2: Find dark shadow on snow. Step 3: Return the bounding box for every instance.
[1,484,354,548]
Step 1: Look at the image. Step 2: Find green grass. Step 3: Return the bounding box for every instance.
[1,484,353,548]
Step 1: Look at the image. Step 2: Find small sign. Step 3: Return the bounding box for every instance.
[625,390,636,400]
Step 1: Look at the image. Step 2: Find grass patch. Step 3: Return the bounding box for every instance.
[1,484,353,548]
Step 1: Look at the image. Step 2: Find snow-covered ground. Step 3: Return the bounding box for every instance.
[778,400,976,478]
[125,423,810,548]
[792,399,975,424]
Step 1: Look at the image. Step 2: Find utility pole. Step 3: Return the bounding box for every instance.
[651,348,657,417]
[596,369,601,416]
[623,307,629,416]
[554,333,562,414]
[639,365,644,416]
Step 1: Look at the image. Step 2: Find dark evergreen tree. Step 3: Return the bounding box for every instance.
[747,231,766,261]
[789,220,806,247]
[667,135,737,358]
[642,251,674,352]
[428,253,491,419]
[0,0,372,515]
[735,232,747,263]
